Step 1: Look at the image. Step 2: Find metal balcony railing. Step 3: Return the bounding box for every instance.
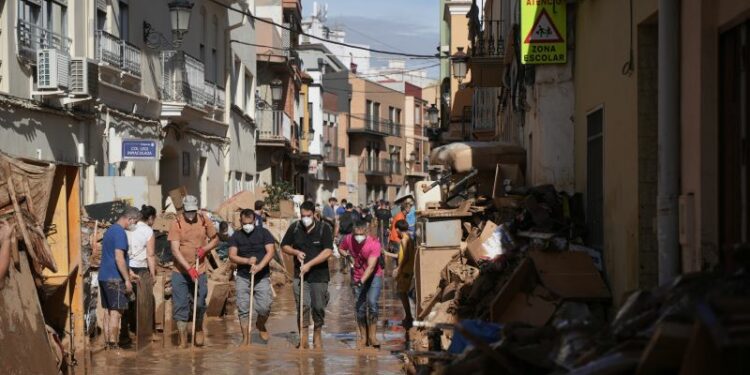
[161,50,206,107]
[203,81,226,110]
[258,109,292,144]
[364,158,390,175]
[389,121,401,137]
[324,147,345,166]
[472,19,505,58]
[94,30,143,77]
[16,19,71,62]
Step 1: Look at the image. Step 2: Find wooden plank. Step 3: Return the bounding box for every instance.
[65,167,86,362]
[494,287,557,327]
[415,246,460,317]
[164,299,175,347]
[529,250,611,300]
[489,258,534,322]
[136,272,155,351]
[0,255,59,374]
[205,280,231,317]
[153,274,165,330]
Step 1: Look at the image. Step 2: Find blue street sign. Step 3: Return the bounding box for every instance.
[122,139,157,160]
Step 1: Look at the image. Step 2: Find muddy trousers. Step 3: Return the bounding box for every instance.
[293,279,329,328]
[235,275,273,319]
[171,272,207,325]
[353,276,383,323]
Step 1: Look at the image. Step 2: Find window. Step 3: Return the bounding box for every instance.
[244,72,253,112]
[373,102,381,128]
[18,0,41,26]
[96,9,106,31]
[415,105,421,125]
[366,100,373,127]
[211,48,218,83]
[118,1,129,41]
[388,106,395,123]
[200,44,206,63]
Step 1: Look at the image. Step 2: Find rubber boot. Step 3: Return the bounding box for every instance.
[313,327,323,349]
[194,319,205,347]
[356,320,368,349]
[297,327,309,349]
[256,315,270,343]
[177,321,188,349]
[239,318,249,346]
[367,322,380,348]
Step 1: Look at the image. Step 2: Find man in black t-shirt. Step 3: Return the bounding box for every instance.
[228,209,276,345]
[281,201,333,349]
[375,200,392,246]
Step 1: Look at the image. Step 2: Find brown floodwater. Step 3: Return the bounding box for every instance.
[88,261,408,374]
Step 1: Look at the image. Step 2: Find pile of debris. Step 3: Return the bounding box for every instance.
[409,184,750,374]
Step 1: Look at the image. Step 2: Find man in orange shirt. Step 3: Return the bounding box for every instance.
[168,195,219,348]
[388,199,412,255]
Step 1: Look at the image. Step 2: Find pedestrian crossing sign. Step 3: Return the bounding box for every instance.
[521,0,567,65]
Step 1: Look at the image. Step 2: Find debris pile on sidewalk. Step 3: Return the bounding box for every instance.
[409,183,750,374]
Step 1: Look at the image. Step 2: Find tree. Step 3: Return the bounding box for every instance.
[263,181,294,211]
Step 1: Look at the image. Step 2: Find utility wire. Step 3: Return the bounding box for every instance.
[211,0,443,59]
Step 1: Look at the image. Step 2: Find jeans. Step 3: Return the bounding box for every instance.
[353,276,383,323]
[171,272,207,324]
[235,275,273,320]
[293,279,329,328]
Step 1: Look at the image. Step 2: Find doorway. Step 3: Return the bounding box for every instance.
[719,22,750,250]
[587,108,604,250]
[159,146,180,209]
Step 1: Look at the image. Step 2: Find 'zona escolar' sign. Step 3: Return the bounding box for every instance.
[521,0,567,65]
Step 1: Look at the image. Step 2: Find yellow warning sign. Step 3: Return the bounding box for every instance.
[521,0,567,65]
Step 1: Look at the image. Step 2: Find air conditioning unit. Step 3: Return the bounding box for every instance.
[69,58,98,97]
[37,49,70,91]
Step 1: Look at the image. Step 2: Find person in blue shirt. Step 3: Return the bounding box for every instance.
[99,206,140,349]
[336,199,348,217]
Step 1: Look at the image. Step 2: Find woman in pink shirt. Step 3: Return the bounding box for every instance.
[339,219,383,349]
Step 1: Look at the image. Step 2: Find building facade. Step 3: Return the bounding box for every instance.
[1,0,260,211]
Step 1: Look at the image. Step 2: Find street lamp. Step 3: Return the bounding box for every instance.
[143,0,194,48]
[270,79,284,104]
[426,103,440,129]
[451,47,469,84]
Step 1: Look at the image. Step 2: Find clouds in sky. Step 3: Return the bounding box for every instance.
[301,0,441,78]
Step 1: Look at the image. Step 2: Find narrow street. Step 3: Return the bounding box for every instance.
[89,262,406,374]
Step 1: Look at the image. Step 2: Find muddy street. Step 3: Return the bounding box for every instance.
[88,263,407,374]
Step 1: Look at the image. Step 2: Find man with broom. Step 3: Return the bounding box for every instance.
[228,209,276,345]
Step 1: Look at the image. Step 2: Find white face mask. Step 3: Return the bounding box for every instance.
[354,235,366,244]
[301,216,313,227]
[242,224,255,234]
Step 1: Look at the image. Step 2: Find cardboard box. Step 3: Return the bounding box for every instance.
[529,250,611,300]
[168,186,187,211]
[466,220,500,263]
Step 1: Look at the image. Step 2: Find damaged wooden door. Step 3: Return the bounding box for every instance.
[136,272,155,351]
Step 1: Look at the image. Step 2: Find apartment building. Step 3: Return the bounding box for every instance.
[255,0,303,190]
[324,71,406,205]
[297,43,348,203]
[0,0,259,210]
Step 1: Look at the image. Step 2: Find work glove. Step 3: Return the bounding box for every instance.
[188,267,199,281]
[197,247,208,260]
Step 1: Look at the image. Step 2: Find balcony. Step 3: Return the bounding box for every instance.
[364,158,390,176]
[257,109,293,147]
[348,117,389,137]
[323,147,345,167]
[471,19,505,59]
[203,81,226,111]
[389,121,401,137]
[16,19,71,63]
[95,30,142,77]
[472,86,521,145]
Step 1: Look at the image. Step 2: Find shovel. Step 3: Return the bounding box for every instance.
[191,253,199,348]
[299,259,305,350]
[247,269,255,345]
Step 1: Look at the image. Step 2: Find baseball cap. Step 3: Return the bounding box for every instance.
[183,195,199,211]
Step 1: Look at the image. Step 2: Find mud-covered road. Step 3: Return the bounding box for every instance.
[89,262,407,374]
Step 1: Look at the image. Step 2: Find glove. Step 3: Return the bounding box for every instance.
[197,247,207,260]
[188,267,199,281]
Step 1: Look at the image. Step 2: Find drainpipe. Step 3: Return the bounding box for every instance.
[657,0,681,284]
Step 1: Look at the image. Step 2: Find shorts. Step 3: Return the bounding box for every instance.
[99,279,129,310]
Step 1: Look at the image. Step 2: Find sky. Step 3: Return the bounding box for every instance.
[300,0,441,79]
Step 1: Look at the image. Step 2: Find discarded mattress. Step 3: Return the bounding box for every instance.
[429,141,526,173]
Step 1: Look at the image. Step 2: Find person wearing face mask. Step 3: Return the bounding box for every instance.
[228,209,276,345]
[392,219,415,329]
[98,206,140,349]
[338,219,384,349]
[167,195,219,348]
[281,201,334,349]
